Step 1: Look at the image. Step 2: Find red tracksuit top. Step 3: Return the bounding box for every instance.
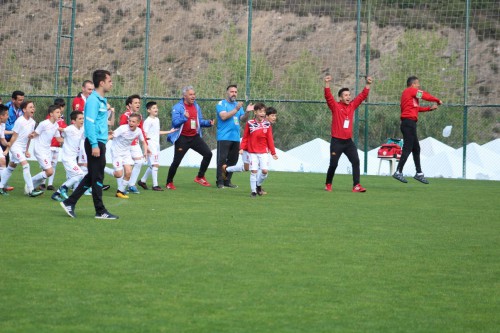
[324,87,369,140]
[240,119,276,155]
[400,87,440,121]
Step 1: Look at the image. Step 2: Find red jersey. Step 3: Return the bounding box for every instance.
[240,119,276,155]
[180,103,198,137]
[400,87,440,121]
[46,114,67,148]
[324,87,369,139]
[119,110,146,145]
[72,94,86,112]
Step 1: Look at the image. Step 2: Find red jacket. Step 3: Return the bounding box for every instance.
[72,94,86,112]
[240,119,276,155]
[400,87,440,121]
[324,87,369,139]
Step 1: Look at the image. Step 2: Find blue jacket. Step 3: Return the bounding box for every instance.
[5,101,23,140]
[167,99,212,144]
[84,91,109,148]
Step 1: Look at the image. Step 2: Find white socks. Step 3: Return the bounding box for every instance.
[250,172,257,193]
[227,164,245,173]
[257,172,268,186]
[128,160,143,186]
[31,171,48,189]
[22,164,34,192]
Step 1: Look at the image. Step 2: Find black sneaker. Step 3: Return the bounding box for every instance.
[152,186,164,191]
[95,211,119,220]
[414,173,429,184]
[46,185,55,191]
[39,184,46,190]
[250,192,257,198]
[138,180,149,190]
[102,184,111,191]
[60,201,76,218]
[256,185,263,196]
[392,172,408,183]
[217,183,225,189]
[224,183,238,189]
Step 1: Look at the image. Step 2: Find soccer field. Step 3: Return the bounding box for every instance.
[0,165,498,332]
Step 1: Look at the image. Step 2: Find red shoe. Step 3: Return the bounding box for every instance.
[166,182,176,190]
[352,184,366,192]
[5,186,14,191]
[325,184,332,192]
[194,176,211,187]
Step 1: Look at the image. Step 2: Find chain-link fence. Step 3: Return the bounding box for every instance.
[0,0,498,179]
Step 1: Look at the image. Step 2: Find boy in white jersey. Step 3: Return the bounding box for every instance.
[30,105,64,191]
[108,114,150,198]
[0,101,43,197]
[137,101,177,191]
[51,111,85,202]
[0,105,10,192]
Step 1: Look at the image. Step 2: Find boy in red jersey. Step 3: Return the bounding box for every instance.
[393,76,442,184]
[323,75,372,193]
[240,103,278,197]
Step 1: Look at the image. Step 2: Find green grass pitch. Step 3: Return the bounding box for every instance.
[0,163,498,332]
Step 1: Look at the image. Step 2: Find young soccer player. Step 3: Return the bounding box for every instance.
[51,111,85,202]
[0,104,10,192]
[137,101,177,191]
[240,103,278,197]
[30,105,64,191]
[0,101,43,197]
[43,98,67,190]
[109,113,150,199]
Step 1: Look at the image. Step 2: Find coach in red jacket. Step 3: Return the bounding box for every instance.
[393,76,442,184]
[324,75,372,193]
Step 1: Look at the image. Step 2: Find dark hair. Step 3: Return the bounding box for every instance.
[54,98,66,107]
[12,90,25,100]
[146,101,157,110]
[407,76,419,87]
[226,84,237,91]
[126,94,141,106]
[82,80,93,87]
[47,104,61,115]
[20,100,34,110]
[0,104,9,115]
[92,69,111,88]
[266,107,277,116]
[70,111,83,121]
[253,102,266,111]
[338,88,349,98]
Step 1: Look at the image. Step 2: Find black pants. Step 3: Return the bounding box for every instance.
[325,137,361,186]
[397,119,422,174]
[65,139,107,214]
[216,140,240,185]
[166,134,212,184]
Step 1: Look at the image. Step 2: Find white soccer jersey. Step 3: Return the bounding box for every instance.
[11,116,36,152]
[111,124,144,155]
[0,123,5,139]
[33,119,61,153]
[143,116,160,146]
[62,125,84,162]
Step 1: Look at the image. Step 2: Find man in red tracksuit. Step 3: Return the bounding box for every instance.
[324,75,372,193]
[393,76,442,184]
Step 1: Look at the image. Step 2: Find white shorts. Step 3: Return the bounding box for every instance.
[147,142,159,165]
[242,150,250,165]
[130,144,143,159]
[112,150,134,172]
[34,148,52,170]
[62,158,86,179]
[78,141,87,165]
[249,153,270,171]
[9,148,27,164]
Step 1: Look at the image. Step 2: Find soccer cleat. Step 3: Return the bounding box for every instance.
[325,184,332,192]
[51,192,64,202]
[224,183,238,189]
[29,190,44,197]
[39,184,46,191]
[256,185,264,196]
[414,173,429,184]
[59,185,69,199]
[102,184,111,191]
[138,180,149,190]
[5,186,14,191]
[221,164,227,180]
[152,186,164,191]
[46,185,55,191]
[0,188,9,196]
[166,182,176,190]
[84,187,92,196]
[60,201,76,218]
[250,192,257,198]
[116,190,129,199]
[217,183,225,189]
[392,172,408,183]
[352,184,366,193]
[95,211,119,220]
[128,186,140,194]
[194,176,211,187]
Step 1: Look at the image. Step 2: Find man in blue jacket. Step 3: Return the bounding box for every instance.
[166,85,214,190]
[60,70,118,219]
